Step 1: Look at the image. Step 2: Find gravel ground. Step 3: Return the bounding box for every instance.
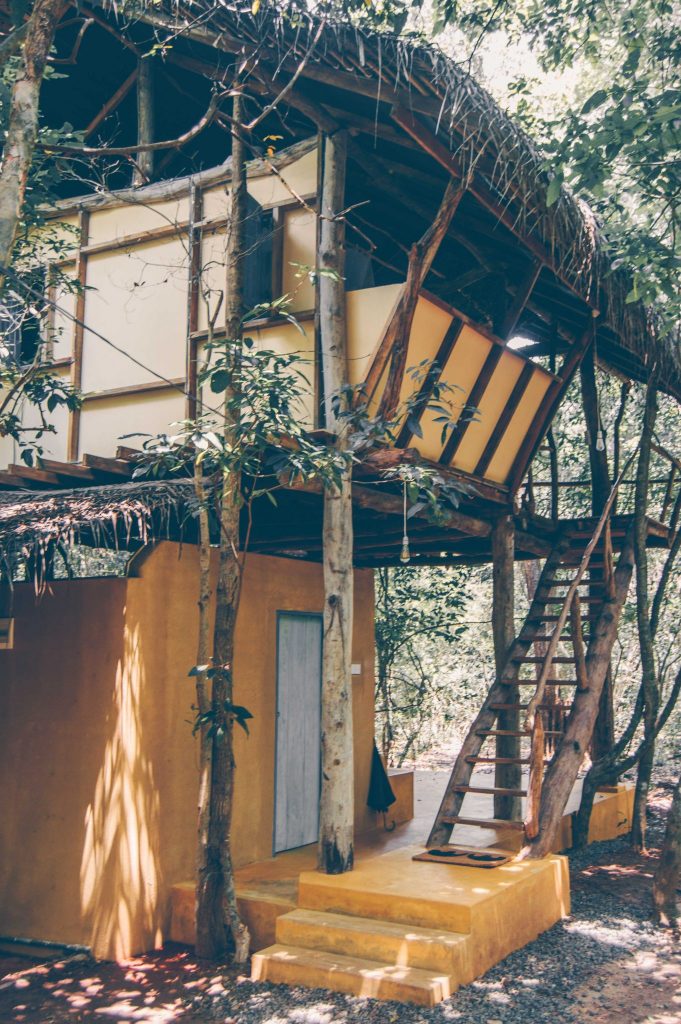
[1,786,679,1024]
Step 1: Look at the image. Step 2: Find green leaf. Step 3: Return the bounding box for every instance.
[209,369,230,393]
[546,176,562,207]
[581,89,609,115]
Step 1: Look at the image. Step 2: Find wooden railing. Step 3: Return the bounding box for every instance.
[523,441,681,529]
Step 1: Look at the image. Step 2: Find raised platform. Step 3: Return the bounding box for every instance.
[252,845,569,1004]
[170,778,632,1005]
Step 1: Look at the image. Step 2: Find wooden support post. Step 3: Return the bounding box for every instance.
[492,515,521,820]
[186,183,202,419]
[66,209,89,462]
[133,57,155,185]
[318,130,355,874]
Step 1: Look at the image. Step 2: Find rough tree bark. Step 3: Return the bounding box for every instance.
[492,515,521,820]
[579,346,615,759]
[519,535,635,859]
[133,56,155,185]
[653,770,681,928]
[318,129,355,874]
[0,0,66,292]
[631,378,660,851]
[194,92,250,961]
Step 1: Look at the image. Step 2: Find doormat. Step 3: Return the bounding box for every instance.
[413,845,514,868]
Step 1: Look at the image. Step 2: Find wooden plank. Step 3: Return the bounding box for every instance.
[271,205,285,302]
[7,465,60,486]
[439,345,503,465]
[395,318,464,447]
[66,209,90,461]
[440,816,525,830]
[81,453,134,477]
[473,362,536,477]
[524,713,545,840]
[83,378,186,402]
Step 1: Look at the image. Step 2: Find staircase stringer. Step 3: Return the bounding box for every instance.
[427,537,570,848]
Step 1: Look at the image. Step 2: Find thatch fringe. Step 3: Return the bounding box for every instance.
[0,479,196,578]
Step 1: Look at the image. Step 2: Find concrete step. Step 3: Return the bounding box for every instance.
[251,943,453,1005]
[275,907,470,976]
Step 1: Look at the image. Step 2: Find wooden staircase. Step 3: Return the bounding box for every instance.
[428,515,617,848]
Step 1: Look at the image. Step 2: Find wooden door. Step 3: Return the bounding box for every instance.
[274,612,323,854]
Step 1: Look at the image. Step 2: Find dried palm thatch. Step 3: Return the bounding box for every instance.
[124,0,680,397]
[0,479,196,578]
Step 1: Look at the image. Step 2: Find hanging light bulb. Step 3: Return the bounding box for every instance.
[400,479,411,564]
[595,428,605,452]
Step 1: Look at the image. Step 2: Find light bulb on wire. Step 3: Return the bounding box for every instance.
[400,479,411,564]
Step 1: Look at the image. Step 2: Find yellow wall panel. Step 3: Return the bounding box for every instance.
[282,208,316,312]
[78,390,185,458]
[346,283,403,387]
[415,324,491,463]
[452,349,525,474]
[485,369,553,484]
[87,197,188,247]
[18,367,71,463]
[81,239,187,393]
[50,267,77,361]
[196,230,228,332]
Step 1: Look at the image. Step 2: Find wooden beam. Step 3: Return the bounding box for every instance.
[84,67,138,140]
[395,318,464,447]
[439,345,503,465]
[66,209,89,462]
[474,362,536,477]
[186,183,202,419]
[133,56,155,185]
[500,259,542,339]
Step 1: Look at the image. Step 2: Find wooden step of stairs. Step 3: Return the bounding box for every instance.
[452,785,527,797]
[251,943,453,1005]
[440,815,525,830]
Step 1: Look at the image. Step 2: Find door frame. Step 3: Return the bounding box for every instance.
[272,609,324,856]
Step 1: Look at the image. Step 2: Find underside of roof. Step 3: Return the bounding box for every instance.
[111,1,680,400]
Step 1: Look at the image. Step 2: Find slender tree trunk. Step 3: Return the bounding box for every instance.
[653,770,681,928]
[519,535,635,859]
[318,129,355,874]
[0,0,65,292]
[631,379,659,851]
[492,515,521,820]
[580,347,615,761]
[194,91,249,961]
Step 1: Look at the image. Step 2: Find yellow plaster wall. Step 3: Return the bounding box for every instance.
[0,544,375,959]
[87,198,189,248]
[485,369,552,483]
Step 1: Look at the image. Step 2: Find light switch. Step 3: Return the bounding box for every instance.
[351,663,362,677]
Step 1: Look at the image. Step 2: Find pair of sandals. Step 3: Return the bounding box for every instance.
[426,848,506,863]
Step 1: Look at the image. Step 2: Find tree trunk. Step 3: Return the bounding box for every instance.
[653,770,681,928]
[0,0,65,292]
[579,346,614,760]
[194,91,249,962]
[318,130,355,874]
[519,535,635,859]
[492,515,521,820]
[133,56,155,185]
[631,380,659,851]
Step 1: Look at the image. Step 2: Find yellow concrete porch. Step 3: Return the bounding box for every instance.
[170,774,632,1006]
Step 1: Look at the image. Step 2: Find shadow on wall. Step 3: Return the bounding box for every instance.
[80,619,165,960]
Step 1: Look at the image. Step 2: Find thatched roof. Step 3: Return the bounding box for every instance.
[121,0,679,399]
[0,480,195,573]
